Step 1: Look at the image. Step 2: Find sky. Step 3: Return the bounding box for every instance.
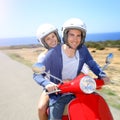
[0,0,120,38]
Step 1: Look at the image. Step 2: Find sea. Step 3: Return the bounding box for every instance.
[0,32,120,46]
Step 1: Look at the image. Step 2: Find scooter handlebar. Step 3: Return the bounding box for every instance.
[46,74,105,95]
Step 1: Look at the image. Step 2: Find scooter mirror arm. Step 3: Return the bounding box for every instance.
[44,71,63,84]
[101,63,109,71]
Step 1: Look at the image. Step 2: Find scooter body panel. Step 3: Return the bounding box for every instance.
[68,93,113,120]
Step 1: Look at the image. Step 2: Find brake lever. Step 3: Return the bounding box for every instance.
[46,89,61,95]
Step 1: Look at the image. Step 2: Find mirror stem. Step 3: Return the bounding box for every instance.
[44,71,63,83]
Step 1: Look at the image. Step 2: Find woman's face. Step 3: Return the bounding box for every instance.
[44,32,58,48]
[67,29,82,50]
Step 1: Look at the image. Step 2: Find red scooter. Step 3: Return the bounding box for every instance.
[33,53,114,120]
[55,73,113,120]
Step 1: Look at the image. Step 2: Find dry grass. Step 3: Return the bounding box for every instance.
[2,47,120,109]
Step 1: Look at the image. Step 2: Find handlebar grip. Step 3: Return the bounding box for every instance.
[95,78,104,89]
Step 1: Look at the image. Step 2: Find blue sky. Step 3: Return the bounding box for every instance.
[0,0,120,38]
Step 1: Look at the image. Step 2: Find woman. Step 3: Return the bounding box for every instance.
[36,23,61,120]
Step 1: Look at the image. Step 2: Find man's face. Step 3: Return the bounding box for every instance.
[67,29,82,50]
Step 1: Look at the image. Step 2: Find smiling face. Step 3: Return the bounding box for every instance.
[44,32,58,48]
[67,29,82,50]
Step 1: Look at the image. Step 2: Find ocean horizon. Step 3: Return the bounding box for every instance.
[0,32,120,46]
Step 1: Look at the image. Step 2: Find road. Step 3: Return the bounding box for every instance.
[0,51,42,120]
[0,51,119,120]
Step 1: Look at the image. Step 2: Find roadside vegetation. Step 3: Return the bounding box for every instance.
[85,40,120,50]
[7,53,33,67]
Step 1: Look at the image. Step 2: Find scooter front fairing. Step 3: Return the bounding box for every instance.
[68,93,113,120]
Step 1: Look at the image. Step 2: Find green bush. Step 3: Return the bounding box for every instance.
[85,40,120,49]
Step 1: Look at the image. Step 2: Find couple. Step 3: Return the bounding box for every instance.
[33,18,110,120]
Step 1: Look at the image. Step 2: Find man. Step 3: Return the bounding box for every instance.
[33,18,110,120]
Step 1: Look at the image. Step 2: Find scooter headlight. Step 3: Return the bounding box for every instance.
[80,76,96,94]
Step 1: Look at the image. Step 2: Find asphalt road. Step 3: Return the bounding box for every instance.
[0,51,42,120]
[0,51,119,120]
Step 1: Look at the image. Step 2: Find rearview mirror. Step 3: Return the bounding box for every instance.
[106,53,113,64]
[32,63,63,83]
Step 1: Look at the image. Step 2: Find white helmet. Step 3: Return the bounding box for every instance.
[36,24,61,49]
[62,18,87,48]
